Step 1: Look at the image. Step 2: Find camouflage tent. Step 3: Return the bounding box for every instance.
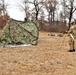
[0,19,39,46]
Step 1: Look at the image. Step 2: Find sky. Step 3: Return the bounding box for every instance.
[6,0,25,21]
[4,0,76,22]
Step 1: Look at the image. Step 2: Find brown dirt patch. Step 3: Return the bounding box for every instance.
[0,31,76,75]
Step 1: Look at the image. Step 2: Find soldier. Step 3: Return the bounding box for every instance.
[68,25,76,52]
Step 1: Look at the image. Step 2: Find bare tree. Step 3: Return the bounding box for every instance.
[61,0,76,28]
[61,0,67,22]
[39,10,45,29]
[45,0,57,22]
[23,0,45,20]
[68,0,76,28]
[59,11,64,22]
[44,0,58,29]
[0,0,9,16]
[18,0,30,20]
[0,3,3,16]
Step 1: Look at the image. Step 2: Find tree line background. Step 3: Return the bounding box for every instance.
[0,0,76,32]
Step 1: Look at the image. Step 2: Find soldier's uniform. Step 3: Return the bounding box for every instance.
[68,25,76,52]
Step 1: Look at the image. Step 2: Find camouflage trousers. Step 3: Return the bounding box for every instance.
[69,38,75,50]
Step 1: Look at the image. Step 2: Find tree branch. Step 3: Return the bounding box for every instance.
[72,8,76,14]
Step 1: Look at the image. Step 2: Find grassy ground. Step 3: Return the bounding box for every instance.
[0,31,76,75]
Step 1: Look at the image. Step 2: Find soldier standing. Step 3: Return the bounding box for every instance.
[68,25,76,52]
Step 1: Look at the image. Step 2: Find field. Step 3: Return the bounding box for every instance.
[0,31,76,75]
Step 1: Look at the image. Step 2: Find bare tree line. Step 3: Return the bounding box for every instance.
[0,0,76,29]
[18,0,76,28]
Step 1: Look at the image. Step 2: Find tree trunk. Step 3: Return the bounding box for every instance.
[36,10,38,20]
[68,7,73,29]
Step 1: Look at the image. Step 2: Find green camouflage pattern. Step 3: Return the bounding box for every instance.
[68,25,76,50]
[68,25,76,38]
[0,19,39,46]
[69,39,74,50]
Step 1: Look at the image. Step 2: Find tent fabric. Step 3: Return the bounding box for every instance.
[0,19,39,46]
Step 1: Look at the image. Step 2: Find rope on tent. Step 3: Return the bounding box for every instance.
[57,36,66,50]
[49,35,67,51]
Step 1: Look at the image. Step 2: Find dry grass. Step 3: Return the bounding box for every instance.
[0,31,76,75]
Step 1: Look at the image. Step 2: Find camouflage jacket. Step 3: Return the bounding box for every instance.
[68,25,76,39]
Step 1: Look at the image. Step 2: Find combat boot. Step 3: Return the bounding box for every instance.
[68,49,75,52]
